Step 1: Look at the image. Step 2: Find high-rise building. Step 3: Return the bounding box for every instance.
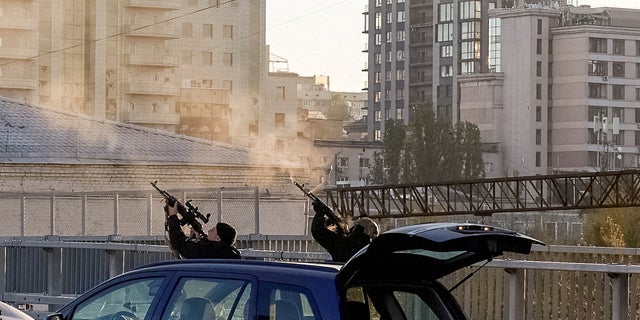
[0,0,266,147]
[459,4,640,177]
[364,0,513,141]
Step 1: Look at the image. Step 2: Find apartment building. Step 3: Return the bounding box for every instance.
[0,0,266,147]
[459,5,640,177]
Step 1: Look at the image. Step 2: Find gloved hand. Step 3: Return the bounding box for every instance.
[312,200,332,217]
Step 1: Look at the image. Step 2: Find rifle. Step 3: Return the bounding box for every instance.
[293,181,348,234]
[151,181,211,239]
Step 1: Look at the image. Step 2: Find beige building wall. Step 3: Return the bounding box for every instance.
[262,71,299,161]
[0,0,267,147]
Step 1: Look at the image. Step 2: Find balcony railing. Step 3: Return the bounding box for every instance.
[125,53,178,67]
[124,0,180,10]
[124,23,180,39]
[126,82,179,95]
[122,111,180,125]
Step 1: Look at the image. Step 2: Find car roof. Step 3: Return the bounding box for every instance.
[130,259,342,283]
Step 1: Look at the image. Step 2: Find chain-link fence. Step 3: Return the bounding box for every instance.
[0,187,308,237]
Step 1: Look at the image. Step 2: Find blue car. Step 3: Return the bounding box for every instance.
[46,223,543,320]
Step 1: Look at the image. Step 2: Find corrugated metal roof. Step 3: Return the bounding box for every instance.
[0,97,278,166]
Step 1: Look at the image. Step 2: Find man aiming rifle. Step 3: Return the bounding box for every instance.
[294,181,379,263]
[152,181,241,259]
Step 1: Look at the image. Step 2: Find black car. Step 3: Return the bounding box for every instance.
[46,223,543,320]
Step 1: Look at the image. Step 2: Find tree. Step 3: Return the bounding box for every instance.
[370,151,385,185]
[326,94,350,122]
[382,120,405,184]
[407,104,440,182]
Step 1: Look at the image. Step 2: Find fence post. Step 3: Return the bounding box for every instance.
[107,250,124,278]
[20,196,25,236]
[46,237,62,299]
[147,193,153,236]
[82,195,87,236]
[0,246,5,296]
[254,187,259,234]
[504,268,525,320]
[114,194,119,235]
[50,195,55,235]
[610,273,629,320]
[218,188,223,222]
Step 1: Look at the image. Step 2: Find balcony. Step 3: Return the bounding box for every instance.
[126,82,179,96]
[124,23,180,39]
[124,0,180,10]
[125,53,178,67]
[0,76,37,89]
[0,17,38,30]
[0,47,37,59]
[122,111,180,125]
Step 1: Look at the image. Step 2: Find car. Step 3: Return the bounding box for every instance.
[0,301,34,320]
[45,222,544,320]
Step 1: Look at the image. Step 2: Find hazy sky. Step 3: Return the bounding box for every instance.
[266,0,640,93]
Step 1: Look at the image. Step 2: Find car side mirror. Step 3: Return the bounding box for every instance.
[46,313,64,320]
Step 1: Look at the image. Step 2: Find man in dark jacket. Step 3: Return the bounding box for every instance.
[166,201,241,259]
[311,200,379,263]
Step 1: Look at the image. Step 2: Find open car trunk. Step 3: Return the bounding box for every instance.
[339,223,545,286]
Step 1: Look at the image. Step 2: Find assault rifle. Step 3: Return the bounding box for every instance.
[293,181,348,234]
[151,181,211,239]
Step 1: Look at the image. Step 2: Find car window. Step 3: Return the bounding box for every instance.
[346,286,459,320]
[70,277,164,320]
[161,277,251,320]
[258,282,320,320]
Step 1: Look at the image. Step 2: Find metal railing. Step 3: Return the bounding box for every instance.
[1,237,640,320]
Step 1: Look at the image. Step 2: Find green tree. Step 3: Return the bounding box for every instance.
[458,121,485,179]
[407,104,440,182]
[383,120,406,184]
[370,151,385,184]
[326,94,350,122]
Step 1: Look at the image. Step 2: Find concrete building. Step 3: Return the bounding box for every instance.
[459,4,640,177]
[0,0,266,147]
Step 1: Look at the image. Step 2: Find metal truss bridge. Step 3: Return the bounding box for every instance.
[324,170,640,219]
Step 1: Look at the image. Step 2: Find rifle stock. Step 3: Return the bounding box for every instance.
[151,181,211,239]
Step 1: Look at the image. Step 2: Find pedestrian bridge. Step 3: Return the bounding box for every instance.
[1,236,639,320]
[326,169,640,218]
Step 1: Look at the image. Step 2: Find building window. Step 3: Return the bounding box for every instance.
[397,50,404,61]
[636,63,640,78]
[613,85,625,100]
[460,41,480,59]
[397,11,405,23]
[222,53,233,66]
[374,91,381,102]
[396,69,405,80]
[276,86,285,99]
[460,61,475,74]
[386,12,392,24]
[375,33,382,45]
[386,50,391,62]
[536,39,543,54]
[536,152,541,167]
[536,129,542,145]
[203,24,213,37]
[613,39,625,55]
[460,21,481,40]
[459,1,481,19]
[589,38,607,53]
[441,45,453,57]
[536,106,542,122]
[537,19,542,35]
[274,113,285,127]
[375,12,382,29]
[375,109,382,121]
[489,17,501,72]
[636,131,640,146]
[396,88,404,99]
[437,23,453,42]
[536,84,542,100]
[588,60,607,76]
[636,87,640,100]
[396,108,404,120]
[536,61,542,77]
[386,31,392,43]
[440,65,453,77]
[589,106,607,121]
[397,30,405,42]
[223,25,233,39]
[439,3,453,22]
[374,72,381,83]
[588,83,606,98]
[374,129,381,141]
[612,62,625,77]
[612,107,624,122]
[375,53,382,64]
